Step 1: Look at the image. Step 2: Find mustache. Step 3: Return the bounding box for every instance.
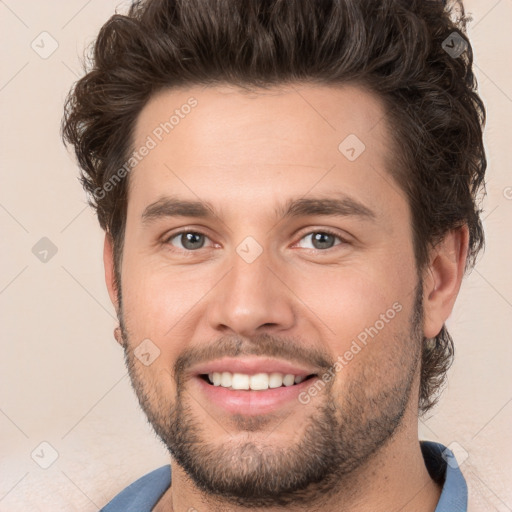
[172,333,334,383]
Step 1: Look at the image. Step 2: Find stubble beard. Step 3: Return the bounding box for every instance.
[119,286,423,509]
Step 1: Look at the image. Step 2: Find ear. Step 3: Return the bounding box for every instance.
[103,232,120,315]
[422,225,469,338]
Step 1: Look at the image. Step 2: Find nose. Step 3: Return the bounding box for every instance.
[207,248,296,337]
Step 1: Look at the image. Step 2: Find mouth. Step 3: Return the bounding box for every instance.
[191,371,320,416]
[188,357,322,415]
[198,371,318,391]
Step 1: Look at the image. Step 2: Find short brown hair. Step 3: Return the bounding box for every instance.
[62,0,486,415]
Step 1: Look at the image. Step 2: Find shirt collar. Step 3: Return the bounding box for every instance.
[421,440,468,511]
[101,441,467,511]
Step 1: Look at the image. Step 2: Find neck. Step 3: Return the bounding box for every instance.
[153,411,441,512]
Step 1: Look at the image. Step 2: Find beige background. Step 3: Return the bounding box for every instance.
[0,1,511,510]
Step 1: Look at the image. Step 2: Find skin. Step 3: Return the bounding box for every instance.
[103,83,468,512]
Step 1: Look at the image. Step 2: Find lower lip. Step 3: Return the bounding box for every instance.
[192,376,318,416]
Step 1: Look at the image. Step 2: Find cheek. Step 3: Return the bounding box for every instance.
[120,258,211,348]
[298,260,415,346]
[317,287,416,404]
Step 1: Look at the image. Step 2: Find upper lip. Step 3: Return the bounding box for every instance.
[190,357,318,378]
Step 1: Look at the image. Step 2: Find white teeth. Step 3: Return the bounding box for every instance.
[283,374,295,386]
[206,371,309,390]
[249,373,269,390]
[220,371,232,387]
[231,373,250,390]
[269,372,284,388]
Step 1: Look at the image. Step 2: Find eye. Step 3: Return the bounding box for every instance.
[164,230,213,251]
[295,230,346,251]
[163,229,347,253]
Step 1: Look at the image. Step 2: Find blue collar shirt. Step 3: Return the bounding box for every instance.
[100,441,467,511]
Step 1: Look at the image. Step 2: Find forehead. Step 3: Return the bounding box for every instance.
[128,83,403,221]
[132,82,390,159]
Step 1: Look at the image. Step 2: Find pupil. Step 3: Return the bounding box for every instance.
[183,232,203,250]
[313,232,334,249]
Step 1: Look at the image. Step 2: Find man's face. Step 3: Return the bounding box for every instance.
[115,84,424,506]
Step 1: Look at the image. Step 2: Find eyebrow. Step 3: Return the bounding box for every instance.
[141,194,376,225]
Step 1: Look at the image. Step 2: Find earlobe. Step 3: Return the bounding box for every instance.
[103,232,120,315]
[422,226,469,339]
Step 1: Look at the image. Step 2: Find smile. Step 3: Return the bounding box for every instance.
[201,371,316,390]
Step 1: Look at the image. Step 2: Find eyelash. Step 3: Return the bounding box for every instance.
[162,228,348,254]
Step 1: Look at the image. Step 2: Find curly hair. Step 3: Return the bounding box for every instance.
[62,0,486,415]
